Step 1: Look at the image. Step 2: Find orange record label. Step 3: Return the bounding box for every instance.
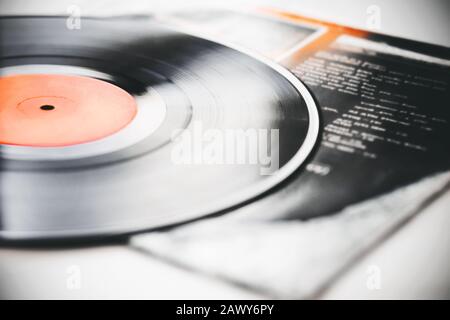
[0,74,137,147]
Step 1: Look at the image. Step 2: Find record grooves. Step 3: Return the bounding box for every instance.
[0,16,319,241]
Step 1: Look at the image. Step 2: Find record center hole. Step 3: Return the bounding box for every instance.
[40,105,55,111]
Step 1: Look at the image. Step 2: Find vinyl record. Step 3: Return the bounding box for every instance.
[0,16,319,241]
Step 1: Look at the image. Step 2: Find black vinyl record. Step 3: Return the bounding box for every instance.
[0,16,319,241]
